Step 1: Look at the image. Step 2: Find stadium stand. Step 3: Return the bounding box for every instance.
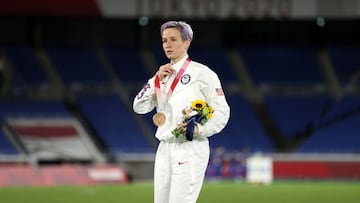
[1,44,51,98]
[2,43,358,154]
[0,129,18,154]
[189,45,239,84]
[0,19,360,167]
[264,95,327,138]
[1,42,359,156]
[3,44,48,86]
[211,94,274,152]
[46,44,110,87]
[327,45,360,86]
[0,100,71,155]
[239,45,324,85]
[297,95,360,153]
[75,94,155,153]
[0,100,71,118]
[104,45,150,85]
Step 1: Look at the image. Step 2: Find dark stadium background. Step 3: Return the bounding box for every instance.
[0,0,359,186]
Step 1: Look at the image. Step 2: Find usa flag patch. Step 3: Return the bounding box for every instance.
[216,88,224,96]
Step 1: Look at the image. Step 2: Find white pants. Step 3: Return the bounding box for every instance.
[154,138,210,203]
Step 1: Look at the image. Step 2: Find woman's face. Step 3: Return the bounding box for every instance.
[162,27,190,64]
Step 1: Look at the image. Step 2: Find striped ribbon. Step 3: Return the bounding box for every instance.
[155,58,191,110]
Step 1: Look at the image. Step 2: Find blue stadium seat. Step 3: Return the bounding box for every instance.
[104,45,151,85]
[0,130,19,154]
[189,45,239,83]
[211,95,273,152]
[46,45,109,85]
[2,44,49,86]
[264,95,327,138]
[240,45,323,85]
[0,101,71,118]
[76,95,155,153]
[327,46,360,85]
[297,95,360,153]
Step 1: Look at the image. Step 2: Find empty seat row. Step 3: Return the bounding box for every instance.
[3,44,360,88]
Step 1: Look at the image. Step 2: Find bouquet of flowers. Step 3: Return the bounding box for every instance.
[172,99,214,141]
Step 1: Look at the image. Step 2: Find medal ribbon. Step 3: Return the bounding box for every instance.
[155,58,191,110]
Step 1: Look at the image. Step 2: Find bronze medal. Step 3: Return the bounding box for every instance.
[153,112,166,126]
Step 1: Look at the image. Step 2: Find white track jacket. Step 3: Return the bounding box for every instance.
[133,55,230,142]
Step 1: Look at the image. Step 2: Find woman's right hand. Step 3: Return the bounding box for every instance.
[158,63,175,81]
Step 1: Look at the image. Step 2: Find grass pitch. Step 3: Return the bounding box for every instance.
[0,180,359,203]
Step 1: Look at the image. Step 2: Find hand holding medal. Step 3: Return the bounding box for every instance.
[158,63,175,82]
[152,64,174,127]
[152,58,191,127]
